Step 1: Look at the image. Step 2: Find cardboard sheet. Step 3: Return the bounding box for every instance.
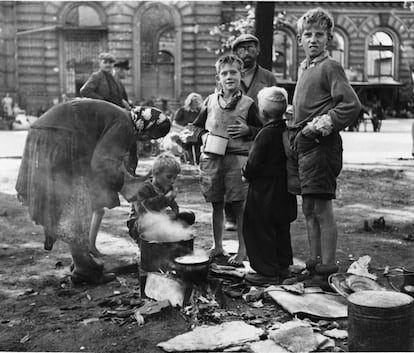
[157,320,264,352]
[267,287,347,319]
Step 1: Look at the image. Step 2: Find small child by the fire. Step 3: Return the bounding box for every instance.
[127,152,195,242]
[242,86,297,285]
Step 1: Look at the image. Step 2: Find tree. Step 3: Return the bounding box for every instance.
[254,2,275,70]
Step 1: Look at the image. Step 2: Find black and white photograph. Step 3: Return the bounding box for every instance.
[0,1,414,352]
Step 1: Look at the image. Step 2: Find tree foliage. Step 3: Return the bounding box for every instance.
[404,0,414,10]
[209,4,255,55]
[209,3,290,56]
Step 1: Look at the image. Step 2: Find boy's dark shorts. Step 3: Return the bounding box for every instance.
[199,152,248,203]
[296,131,343,199]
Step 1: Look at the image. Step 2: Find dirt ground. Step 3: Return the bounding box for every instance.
[0,157,413,352]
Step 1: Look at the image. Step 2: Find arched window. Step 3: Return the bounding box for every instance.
[64,5,102,27]
[367,31,395,79]
[61,4,107,96]
[272,30,294,81]
[328,31,345,67]
[140,4,176,100]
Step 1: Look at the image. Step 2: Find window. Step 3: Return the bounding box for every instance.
[272,30,293,81]
[64,5,102,27]
[367,31,394,79]
[61,4,107,96]
[328,31,345,67]
[140,4,176,99]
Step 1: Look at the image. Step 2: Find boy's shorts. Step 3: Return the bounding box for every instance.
[295,132,343,199]
[199,152,248,203]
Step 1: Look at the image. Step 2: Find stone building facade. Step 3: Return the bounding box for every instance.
[0,1,413,115]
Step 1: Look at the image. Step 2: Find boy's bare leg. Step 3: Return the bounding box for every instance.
[315,199,337,266]
[88,208,105,257]
[228,200,247,265]
[302,196,322,261]
[209,201,227,257]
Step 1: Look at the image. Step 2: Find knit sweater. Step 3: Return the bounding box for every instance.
[292,53,361,131]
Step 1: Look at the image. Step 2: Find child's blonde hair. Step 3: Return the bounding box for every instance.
[297,7,334,39]
[257,86,288,118]
[215,54,243,74]
[183,92,203,111]
[152,152,181,176]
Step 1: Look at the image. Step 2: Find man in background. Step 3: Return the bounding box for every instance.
[80,52,130,109]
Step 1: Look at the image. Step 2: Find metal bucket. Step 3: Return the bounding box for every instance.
[347,290,414,352]
[139,234,194,273]
[204,133,228,155]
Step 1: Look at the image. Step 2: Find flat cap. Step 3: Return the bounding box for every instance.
[98,52,115,62]
[114,59,130,70]
[231,34,260,51]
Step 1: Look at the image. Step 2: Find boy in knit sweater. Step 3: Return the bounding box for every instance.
[287,8,361,288]
[190,54,262,266]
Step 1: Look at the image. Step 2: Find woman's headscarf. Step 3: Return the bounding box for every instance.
[130,106,171,139]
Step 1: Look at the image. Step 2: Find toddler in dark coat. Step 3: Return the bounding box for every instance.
[242,86,297,285]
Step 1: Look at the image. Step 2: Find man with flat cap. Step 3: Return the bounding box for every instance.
[223,34,278,231]
[80,52,131,110]
[232,34,277,106]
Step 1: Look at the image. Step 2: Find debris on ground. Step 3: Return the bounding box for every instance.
[323,328,348,340]
[210,263,248,278]
[268,320,318,353]
[249,339,290,353]
[242,286,264,302]
[157,320,264,352]
[135,299,170,317]
[144,272,187,307]
[346,255,377,280]
[403,234,414,242]
[280,282,305,295]
[182,281,224,323]
[266,285,347,319]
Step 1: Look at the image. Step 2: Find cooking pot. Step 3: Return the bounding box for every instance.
[174,254,211,285]
[139,234,194,273]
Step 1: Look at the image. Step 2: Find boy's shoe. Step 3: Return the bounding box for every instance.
[279,267,294,282]
[245,273,280,286]
[305,258,322,273]
[303,264,339,291]
[224,221,237,231]
[282,270,312,285]
[281,258,320,285]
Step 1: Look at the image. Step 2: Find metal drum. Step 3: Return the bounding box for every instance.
[347,290,414,352]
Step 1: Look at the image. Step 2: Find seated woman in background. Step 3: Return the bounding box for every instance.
[173,93,203,164]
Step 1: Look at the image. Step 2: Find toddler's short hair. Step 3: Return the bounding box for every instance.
[152,152,181,176]
[297,7,334,38]
[257,86,288,117]
[215,54,243,74]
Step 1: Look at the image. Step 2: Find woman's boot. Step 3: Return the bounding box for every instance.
[69,244,115,285]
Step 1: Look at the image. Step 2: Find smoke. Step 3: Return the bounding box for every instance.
[140,212,193,242]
